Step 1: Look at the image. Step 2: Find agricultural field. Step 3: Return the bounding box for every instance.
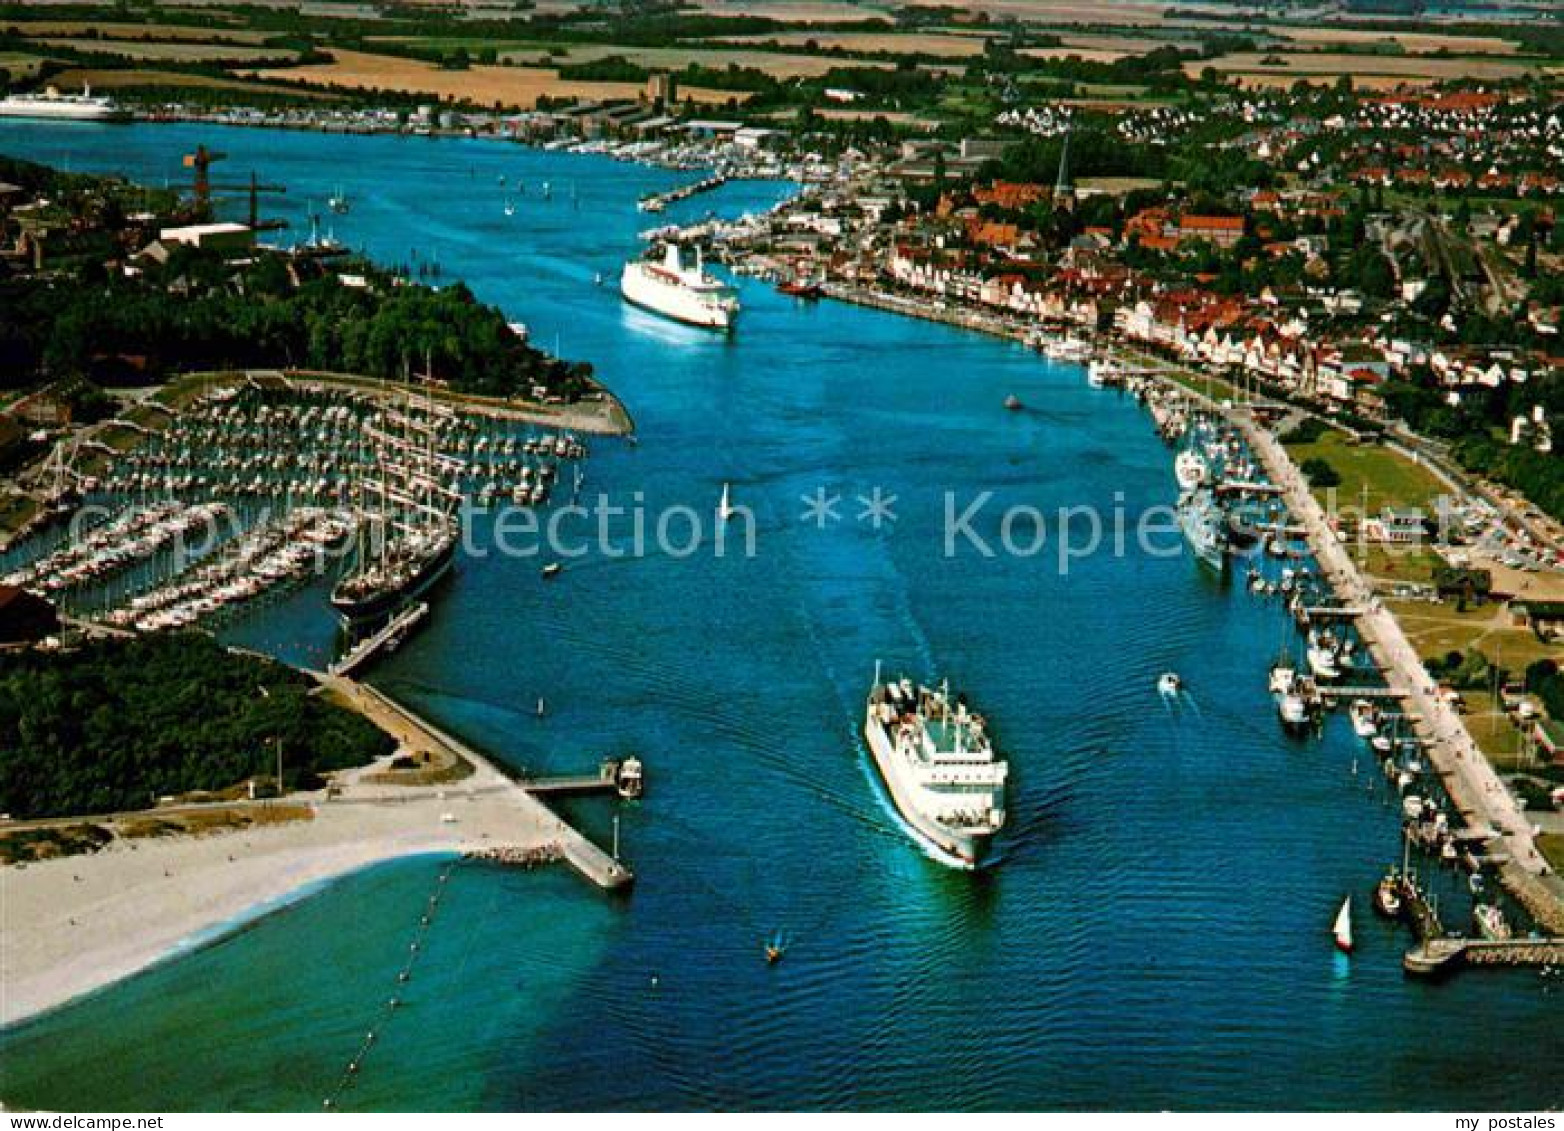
[0,52,45,80]
[248,49,752,109]
[33,39,301,64]
[1186,49,1547,85]
[365,34,887,77]
[685,0,887,22]
[722,31,993,57]
[7,22,275,44]
[1263,25,1523,55]
[46,67,340,98]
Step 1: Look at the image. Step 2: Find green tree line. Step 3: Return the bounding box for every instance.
[0,635,393,818]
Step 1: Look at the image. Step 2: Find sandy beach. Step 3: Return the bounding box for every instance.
[0,683,570,1029]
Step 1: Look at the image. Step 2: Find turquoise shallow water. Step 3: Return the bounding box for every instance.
[0,122,1560,1112]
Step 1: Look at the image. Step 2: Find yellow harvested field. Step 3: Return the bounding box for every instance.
[724,32,992,57]
[1022,46,1131,63]
[796,107,940,127]
[686,0,885,22]
[1188,51,1541,82]
[1227,72,1432,91]
[1265,25,1520,55]
[250,49,750,109]
[47,67,338,97]
[525,42,887,77]
[11,21,273,44]
[0,52,46,79]
[895,0,1172,26]
[1058,32,1177,54]
[36,38,298,63]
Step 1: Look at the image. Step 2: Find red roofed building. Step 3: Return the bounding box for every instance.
[974,181,1048,210]
[1178,215,1245,249]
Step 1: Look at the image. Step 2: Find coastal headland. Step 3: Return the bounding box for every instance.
[0,671,627,1030]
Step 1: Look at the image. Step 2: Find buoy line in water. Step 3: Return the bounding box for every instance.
[323,859,458,1110]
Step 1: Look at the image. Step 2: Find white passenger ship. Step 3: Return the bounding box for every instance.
[863,665,1009,869]
[620,243,740,331]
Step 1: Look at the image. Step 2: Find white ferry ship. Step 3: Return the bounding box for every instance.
[620,244,740,331]
[0,86,130,123]
[863,664,1009,869]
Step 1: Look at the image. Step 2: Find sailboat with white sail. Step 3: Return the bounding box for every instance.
[1332,896,1354,954]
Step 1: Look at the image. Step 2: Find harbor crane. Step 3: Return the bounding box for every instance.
[182,144,287,230]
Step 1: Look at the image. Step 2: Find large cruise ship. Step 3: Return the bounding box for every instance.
[0,86,130,123]
[620,243,740,331]
[863,666,1009,869]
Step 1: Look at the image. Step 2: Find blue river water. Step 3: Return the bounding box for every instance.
[0,122,1559,1112]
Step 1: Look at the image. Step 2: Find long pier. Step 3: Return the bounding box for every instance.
[1404,936,1564,976]
[332,678,635,891]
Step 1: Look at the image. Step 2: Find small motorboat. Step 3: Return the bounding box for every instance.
[1157,671,1182,698]
[541,562,563,579]
[777,279,823,299]
[1350,699,1379,739]
[1474,903,1512,941]
[764,930,787,965]
[1003,394,1023,412]
[1373,872,1403,918]
[1332,895,1354,954]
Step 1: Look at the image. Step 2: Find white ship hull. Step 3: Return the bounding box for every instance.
[621,261,734,331]
[0,98,129,123]
[863,708,995,869]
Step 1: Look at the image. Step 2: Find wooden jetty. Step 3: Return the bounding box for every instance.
[1216,479,1283,497]
[1318,684,1411,703]
[1404,936,1564,977]
[329,602,428,678]
[522,758,639,798]
[1297,605,1366,621]
[341,680,635,891]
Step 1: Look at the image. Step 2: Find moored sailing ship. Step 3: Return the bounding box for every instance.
[331,371,461,627]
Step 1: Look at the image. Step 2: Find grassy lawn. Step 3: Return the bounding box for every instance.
[0,493,40,539]
[1457,690,1532,767]
[1388,598,1561,671]
[1286,429,1448,515]
[1360,543,1445,586]
[1541,834,1564,874]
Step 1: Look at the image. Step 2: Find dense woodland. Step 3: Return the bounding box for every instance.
[0,199,596,401]
[0,635,393,819]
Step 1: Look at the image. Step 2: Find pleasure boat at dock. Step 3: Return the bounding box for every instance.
[1270,661,1317,733]
[1306,631,1342,681]
[1350,699,1380,739]
[1174,449,1209,492]
[1177,488,1227,572]
[621,243,740,331]
[1473,903,1512,941]
[863,665,1009,869]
